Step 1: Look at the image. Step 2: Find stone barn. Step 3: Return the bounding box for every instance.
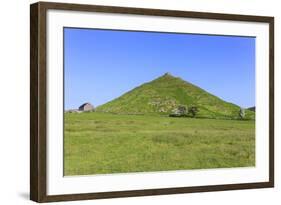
[79,103,94,111]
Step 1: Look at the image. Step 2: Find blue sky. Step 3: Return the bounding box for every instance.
[64,28,255,109]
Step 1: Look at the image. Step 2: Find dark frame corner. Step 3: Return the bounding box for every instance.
[30,1,274,203]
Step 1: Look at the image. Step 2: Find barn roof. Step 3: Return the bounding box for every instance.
[79,102,93,108]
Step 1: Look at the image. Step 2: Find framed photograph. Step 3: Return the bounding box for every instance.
[30,1,274,202]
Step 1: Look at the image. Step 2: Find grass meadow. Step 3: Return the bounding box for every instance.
[64,112,255,176]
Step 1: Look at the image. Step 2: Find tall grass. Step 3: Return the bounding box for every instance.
[64,112,255,176]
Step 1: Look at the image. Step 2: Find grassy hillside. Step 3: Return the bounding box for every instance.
[64,112,255,175]
[248,106,256,112]
[96,73,254,119]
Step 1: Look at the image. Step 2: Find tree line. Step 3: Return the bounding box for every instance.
[169,105,246,119]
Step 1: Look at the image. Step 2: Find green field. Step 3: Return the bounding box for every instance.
[64,112,255,176]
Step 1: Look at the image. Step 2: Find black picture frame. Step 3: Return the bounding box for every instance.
[30,1,274,202]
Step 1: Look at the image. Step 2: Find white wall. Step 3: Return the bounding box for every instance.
[0,0,279,204]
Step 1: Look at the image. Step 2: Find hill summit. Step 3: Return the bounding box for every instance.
[96,73,254,119]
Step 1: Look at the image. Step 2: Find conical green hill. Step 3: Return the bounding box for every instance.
[96,73,254,119]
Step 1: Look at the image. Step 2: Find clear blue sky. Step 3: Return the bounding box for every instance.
[64,27,255,109]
